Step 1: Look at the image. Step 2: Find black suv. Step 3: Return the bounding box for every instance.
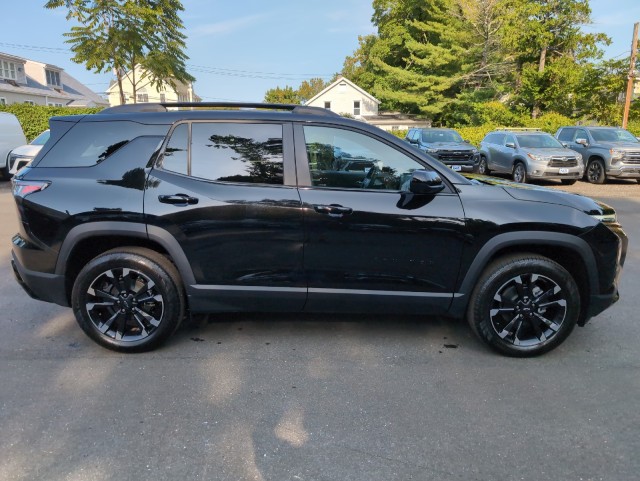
[405,128,479,172]
[11,103,627,356]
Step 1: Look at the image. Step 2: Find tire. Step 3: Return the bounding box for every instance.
[467,254,580,357]
[560,179,577,186]
[71,247,185,352]
[477,156,490,175]
[512,162,527,183]
[586,159,606,184]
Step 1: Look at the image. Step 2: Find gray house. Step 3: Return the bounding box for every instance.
[0,52,108,107]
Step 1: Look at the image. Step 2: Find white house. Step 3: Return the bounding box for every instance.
[0,52,108,107]
[306,76,430,131]
[106,64,199,106]
[306,76,380,119]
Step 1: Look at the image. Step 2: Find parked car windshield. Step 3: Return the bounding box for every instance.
[422,130,463,143]
[590,129,639,143]
[30,130,50,146]
[516,134,563,149]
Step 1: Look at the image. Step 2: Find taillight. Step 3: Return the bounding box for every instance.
[12,180,51,198]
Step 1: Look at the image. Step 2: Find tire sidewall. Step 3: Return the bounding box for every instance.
[469,256,580,357]
[71,251,183,352]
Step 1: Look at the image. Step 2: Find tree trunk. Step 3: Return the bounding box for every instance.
[116,68,125,105]
[532,46,548,119]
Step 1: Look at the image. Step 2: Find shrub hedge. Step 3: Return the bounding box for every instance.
[0,104,103,141]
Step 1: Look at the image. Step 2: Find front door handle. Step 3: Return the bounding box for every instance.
[158,194,199,205]
[313,204,353,217]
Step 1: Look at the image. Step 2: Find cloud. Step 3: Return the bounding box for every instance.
[192,14,267,37]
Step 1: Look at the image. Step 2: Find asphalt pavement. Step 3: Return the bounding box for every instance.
[0,179,638,481]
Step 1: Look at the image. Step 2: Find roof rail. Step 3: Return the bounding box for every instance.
[495,127,542,132]
[98,102,340,117]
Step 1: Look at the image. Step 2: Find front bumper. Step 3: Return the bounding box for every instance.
[606,164,640,178]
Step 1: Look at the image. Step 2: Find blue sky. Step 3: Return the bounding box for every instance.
[1,0,639,103]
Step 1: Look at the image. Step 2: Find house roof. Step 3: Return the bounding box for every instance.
[306,76,380,105]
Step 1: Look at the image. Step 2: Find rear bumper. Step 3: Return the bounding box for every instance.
[11,251,69,307]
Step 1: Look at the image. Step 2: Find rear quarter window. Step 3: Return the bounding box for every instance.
[35,121,169,168]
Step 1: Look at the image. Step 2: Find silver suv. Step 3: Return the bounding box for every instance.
[555,126,640,184]
[478,130,584,184]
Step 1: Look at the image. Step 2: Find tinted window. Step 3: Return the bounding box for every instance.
[38,121,166,167]
[590,128,639,143]
[161,123,188,175]
[557,128,575,142]
[190,123,283,184]
[31,130,50,146]
[516,134,563,148]
[421,130,463,143]
[304,126,425,191]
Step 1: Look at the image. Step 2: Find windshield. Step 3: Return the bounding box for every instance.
[421,130,463,143]
[590,129,639,143]
[30,130,51,146]
[516,134,563,149]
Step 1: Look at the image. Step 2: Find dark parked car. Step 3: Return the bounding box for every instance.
[555,126,640,184]
[405,128,479,173]
[11,103,627,357]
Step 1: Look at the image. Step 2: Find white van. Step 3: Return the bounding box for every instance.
[0,112,27,180]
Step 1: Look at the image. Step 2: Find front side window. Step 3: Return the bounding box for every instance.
[161,122,284,185]
[557,128,575,142]
[575,129,589,143]
[504,134,516,146]
[304,126,425,191]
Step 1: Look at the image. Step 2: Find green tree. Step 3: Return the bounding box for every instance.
[263,86,301,104]
[45,0,194,105]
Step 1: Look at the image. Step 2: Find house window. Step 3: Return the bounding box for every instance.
[48,102,63,107]
[353,101,361,116]
[24,100,35,106]
[137,93,149,103]
[0,98,6,105]
[1,60,17,80]
[46,70,61,86]
[160,93,166,103]
[324,101,331,109]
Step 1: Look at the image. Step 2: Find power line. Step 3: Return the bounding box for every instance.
[0,41,333,80]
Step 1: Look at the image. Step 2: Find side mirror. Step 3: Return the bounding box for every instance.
[505,142,516,149]
[409,170,445,195]
[576,138,588,146]
[464,139,471,143]
[561,142,569,148]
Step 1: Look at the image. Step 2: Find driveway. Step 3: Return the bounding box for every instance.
[0,179,638,481]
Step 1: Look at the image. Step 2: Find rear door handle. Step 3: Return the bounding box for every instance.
[158,194,199,205]
[313,204,353,217]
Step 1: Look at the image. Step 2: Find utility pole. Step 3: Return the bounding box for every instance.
[622,22,639,129]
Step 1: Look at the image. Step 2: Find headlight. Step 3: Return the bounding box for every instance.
[590,201,617,224]
[575,153,583,162]
[527,153,551,162]
[610,149,624,161]
[471,149,479,154]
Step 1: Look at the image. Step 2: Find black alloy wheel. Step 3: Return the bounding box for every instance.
[72,247,185,352]
[512,162,527,183]
[586,159,606,184]
[468,254,580,356]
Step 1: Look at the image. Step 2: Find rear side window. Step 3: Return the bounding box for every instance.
[160,122,284,185]
[36,121,166,168]
[557,128,575,142]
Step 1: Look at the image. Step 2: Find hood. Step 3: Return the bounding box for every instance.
[426,142,475,151]
[592,141,640,149]
[10,144,43,158]
[463,174,611,216]
[522,147,577,157]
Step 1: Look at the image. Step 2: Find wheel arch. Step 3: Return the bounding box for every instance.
[450,231,598,325]
[56,222,195,304]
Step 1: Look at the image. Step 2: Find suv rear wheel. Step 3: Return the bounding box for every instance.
[71,247,185,352]
[467,254,580,357]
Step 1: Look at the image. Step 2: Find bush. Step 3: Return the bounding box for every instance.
[0,104,103,141]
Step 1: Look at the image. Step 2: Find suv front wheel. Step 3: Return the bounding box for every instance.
[512,162,527,183]
[586,159,606,184]
[71,247,185,352]
[467,254,580,357]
